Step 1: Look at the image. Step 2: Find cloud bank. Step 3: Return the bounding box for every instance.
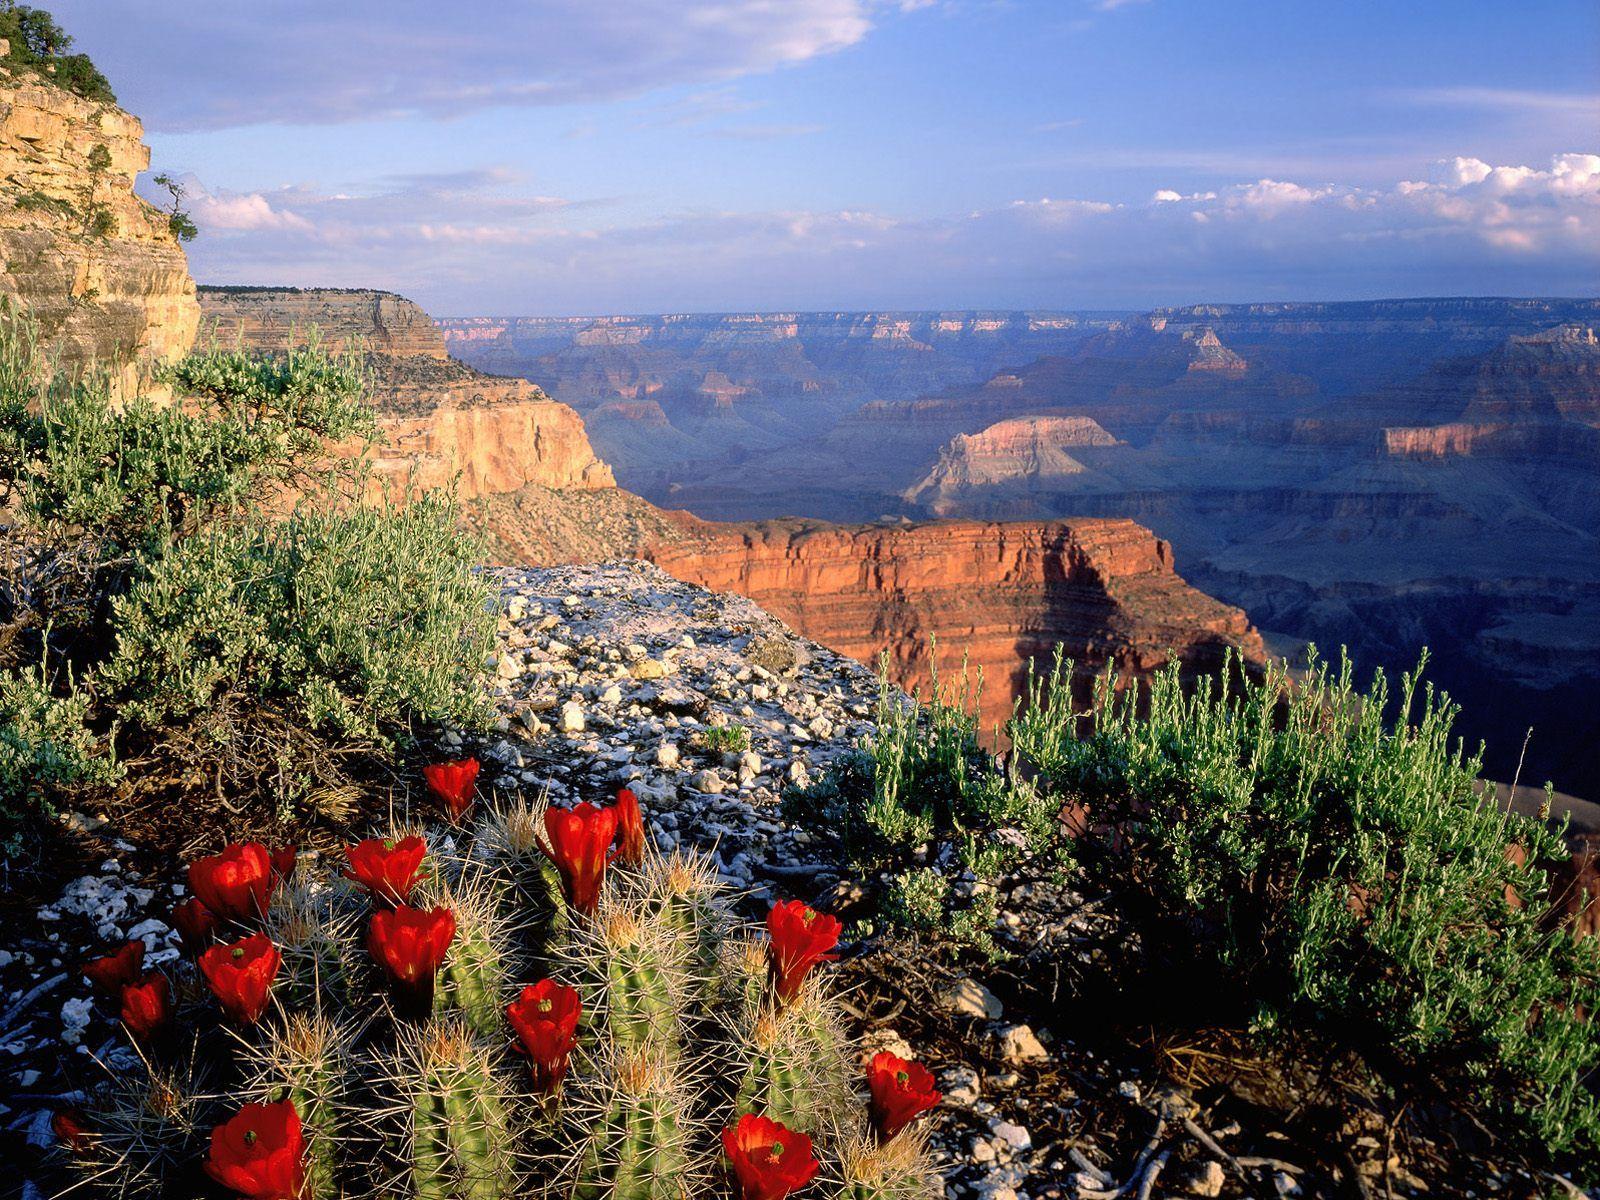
[166,151,1600,315]
[50,0,884,130]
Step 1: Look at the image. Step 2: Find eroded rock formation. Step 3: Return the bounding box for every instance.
[0,75,198,394]
[196,287,614,500]
[643,516,1264,733]
[904,416,1120,514]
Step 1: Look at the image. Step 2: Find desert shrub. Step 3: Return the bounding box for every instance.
[101,495,494,739]
[1015,648,1600,1163]
[0,2,115,101]
[0,659,116,854]
[785,661,1067,957]
[0,309,492,851]
[699,722,751,754]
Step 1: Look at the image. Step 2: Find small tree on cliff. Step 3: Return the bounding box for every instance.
[0,1,115,102]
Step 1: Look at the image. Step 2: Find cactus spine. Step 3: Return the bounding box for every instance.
[402,1020,516,1200]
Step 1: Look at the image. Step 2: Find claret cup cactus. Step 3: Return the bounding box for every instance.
[59,782,942,1200]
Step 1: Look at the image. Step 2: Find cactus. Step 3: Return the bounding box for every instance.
[241,1011,349,1200]
[394,1019,518,1200]
[70,794,941,1200]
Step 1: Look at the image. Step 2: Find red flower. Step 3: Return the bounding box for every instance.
[766,900,841,1005]
[506,979,582,1093]
[423,758,479,823]
[368,905,456,1018]
[119,972,172,1042]
[721,1113,819,1200]
[83,940,144,999]
[866,1051,941,1142]
[542,801,618,917]
[173,898,221,955]
[614,787,645,867]
[52,1109,92,1156]
[342,836,428,906]
[270,845,298,887]
[199,934,282,1026]
[189,842,274,925]
[204,1099,306,1200]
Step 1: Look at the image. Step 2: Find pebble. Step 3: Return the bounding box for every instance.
[942,977,1005,1020]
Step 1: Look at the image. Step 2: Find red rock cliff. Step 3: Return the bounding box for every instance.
[643,516,1264,732]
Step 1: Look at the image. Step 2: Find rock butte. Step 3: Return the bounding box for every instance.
[642,515,1265,735]
[196,287,614,500]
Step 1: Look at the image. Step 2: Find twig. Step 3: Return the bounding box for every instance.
[1135,1150,1169,1200]
[1069,1148,1113,1185]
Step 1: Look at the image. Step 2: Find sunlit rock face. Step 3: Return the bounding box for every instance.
[197,287,615,500]
[0,76,199,396]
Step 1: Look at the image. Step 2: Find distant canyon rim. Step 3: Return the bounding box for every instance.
[439,301,1600,801]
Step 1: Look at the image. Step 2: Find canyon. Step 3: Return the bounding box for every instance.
[451,301,1600,799]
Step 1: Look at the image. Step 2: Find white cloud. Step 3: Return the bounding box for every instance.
[174,150,1600,313]
[51,0,889,130]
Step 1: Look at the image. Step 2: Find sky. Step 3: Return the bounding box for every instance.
[48,0,1600,316]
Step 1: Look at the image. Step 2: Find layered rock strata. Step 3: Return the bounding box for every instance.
[0,75,198,394]
[196,287,614,499]
[643,516,1264,733]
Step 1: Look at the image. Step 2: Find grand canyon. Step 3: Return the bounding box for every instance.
[436,301,1600,798]
[9,6,1600,1198]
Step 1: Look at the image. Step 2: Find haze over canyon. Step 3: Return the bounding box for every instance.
[441,300,1600,799]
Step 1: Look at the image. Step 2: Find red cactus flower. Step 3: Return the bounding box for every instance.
[270,845,298,887]
[506,979,582,1093]
[721,1113,819,1200]
[199,933,282,1026]
[614,787,646,867]
[367,905,456,1018]
[83,940,144,999]
[52,1109,92,1156]
[119,972,172,1042]
[423,758,479,822]
[866,1051,942,1142]
[204,1099,306,1200]
[189,842,274,925]
[766,900,841,1005]
[173,898,221,955]
[542,801,618,917]
[342,836,428,906]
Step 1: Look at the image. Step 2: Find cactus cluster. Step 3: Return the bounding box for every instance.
[59,779,942,1200]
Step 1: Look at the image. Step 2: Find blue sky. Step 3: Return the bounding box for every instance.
[51,0,1600,315]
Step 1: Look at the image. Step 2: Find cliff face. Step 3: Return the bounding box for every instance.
[197,287,448,359]
[196,287,614,499]
[0,76,198,394]
[643,516,1264,732]
[904,416,1119,514]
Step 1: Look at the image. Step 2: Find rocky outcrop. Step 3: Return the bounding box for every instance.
[196,287,615,500]
[0,75,198,395]
[904,416,1119,514]
[197,286,448,359]
[643,517,1264,733]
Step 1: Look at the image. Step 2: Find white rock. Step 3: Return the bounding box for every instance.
[60,997,93,1045]
[990,1120,1031,1152]
[655,742,680,769]
[940,977,1004,1020]
[997,1023,1048,1063]
[560,702,587,734]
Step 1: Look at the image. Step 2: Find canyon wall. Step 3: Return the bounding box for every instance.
[643,516,1264,733]
[0,74,198,394]
[196,287,614,499]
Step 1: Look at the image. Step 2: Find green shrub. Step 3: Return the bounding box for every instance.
[1016,648,1600,1163]
[699,722,750,754]
[0,659,117,855]
[102,496,494,740]
[0,2,116,102]
[785,660,1067,957]
[0,309,493,851]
